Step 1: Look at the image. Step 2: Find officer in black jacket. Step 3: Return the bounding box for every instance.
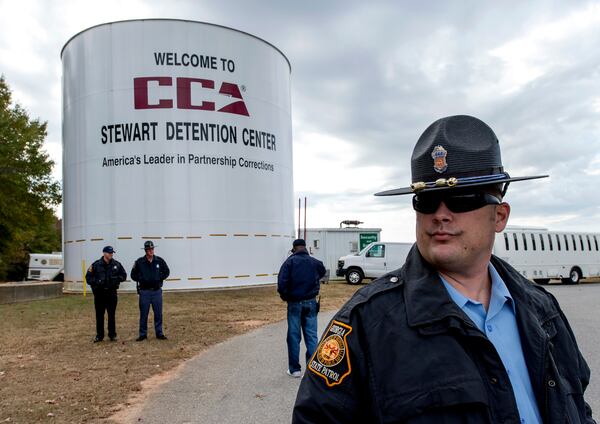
[86,246,127,342]
[278,239,327,378]
[130,241,170,341]
[293,115,595,423]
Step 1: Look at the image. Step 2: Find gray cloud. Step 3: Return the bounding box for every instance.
[1,0,599,237]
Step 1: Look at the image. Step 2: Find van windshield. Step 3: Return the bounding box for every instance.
[356,245,372,256]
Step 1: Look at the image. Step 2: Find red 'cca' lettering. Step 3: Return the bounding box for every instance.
[133,77,250,116]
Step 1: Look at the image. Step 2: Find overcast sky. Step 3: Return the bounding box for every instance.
[1,0,599,241]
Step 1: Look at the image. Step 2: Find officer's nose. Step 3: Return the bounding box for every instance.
[432,201,453,223]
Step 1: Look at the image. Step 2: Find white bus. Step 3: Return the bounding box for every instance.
[494,227,600,285]
[27,252,64,281]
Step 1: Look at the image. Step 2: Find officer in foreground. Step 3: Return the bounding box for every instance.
[86,246,127,342]
[278,239,326,378]
[131,241,170,341]
[293,115,595,423]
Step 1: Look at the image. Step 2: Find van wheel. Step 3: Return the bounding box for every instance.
[53,272,64,282]
[561,268,582,285]
[534,279,550,285]
[346,269,364,285]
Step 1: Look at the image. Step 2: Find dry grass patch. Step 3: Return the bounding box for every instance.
[0,281,361,423]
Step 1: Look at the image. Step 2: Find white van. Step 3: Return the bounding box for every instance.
[27,252,64,281]
[336,242,413,284]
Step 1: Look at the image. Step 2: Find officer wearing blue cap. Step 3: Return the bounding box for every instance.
[293,116,594,423]
[86,246,127,342]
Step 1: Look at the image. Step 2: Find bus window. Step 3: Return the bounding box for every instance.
[571,234,577,251]
[504,233,509,250]
[530,233,536,250]
[548,234,553,251]
[513,233,519,251]
[539,233,545,251]
[522,233,528,250]
[579,235,584,251]
[556,234,561,251]
[594,235,599,251]
[587,235,592,251]
[564,235,569,251]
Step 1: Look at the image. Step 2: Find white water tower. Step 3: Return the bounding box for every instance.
[62,19,294,291]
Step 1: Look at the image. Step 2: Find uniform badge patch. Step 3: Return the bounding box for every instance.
[308,320,352,387]
[431,145,448,173]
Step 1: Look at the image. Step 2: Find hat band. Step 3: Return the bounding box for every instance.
[414,166,505,184]
[411,173,509,192]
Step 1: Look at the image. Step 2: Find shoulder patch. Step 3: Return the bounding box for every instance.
[87,266,93,272]
[308,320,352,387]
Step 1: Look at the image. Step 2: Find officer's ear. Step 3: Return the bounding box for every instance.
[494,202,510,233]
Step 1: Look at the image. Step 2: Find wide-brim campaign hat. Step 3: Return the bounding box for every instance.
[143,241,156,250]
[375,115,548,196]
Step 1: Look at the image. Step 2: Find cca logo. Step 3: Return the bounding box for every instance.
[133,77,249,116]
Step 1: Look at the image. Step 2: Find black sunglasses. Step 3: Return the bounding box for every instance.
[412,191,501,214]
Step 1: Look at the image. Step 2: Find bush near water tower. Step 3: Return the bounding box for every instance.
[0,77,62,281]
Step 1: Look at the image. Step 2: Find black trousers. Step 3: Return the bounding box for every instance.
[92,288,118,338]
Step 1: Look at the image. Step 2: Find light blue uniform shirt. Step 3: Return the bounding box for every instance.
[440,264,542,424]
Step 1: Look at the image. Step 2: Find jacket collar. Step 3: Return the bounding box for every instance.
[402,245,468,329]
[401,244,557,329]
[489,256,558,322]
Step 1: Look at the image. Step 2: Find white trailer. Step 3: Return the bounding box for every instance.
[493,227,600,284]
[27,253,64,281]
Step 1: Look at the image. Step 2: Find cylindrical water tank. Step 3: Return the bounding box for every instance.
[61,20,294,291]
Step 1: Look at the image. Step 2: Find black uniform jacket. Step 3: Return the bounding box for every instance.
[278,250,327,302]
[293,245,595,424]
[130,255,170,290]
[85,258,127,290]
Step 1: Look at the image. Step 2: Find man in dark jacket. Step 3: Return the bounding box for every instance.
[86,246,127,342]
[278,239,326,378]
[131,241,170,341]
[293,115,595,423]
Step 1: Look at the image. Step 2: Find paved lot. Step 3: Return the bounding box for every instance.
[135,282,600,423]
[546,282,600,413]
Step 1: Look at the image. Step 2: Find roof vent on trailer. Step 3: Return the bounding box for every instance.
[340,220,363,228]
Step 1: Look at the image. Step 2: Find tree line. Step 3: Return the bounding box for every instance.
[0,77,61,281]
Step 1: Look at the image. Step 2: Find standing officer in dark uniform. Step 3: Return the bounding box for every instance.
[131,241,170,341]
[278,239,326,378]
[86,246,127,342]
[293,115,595,423]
